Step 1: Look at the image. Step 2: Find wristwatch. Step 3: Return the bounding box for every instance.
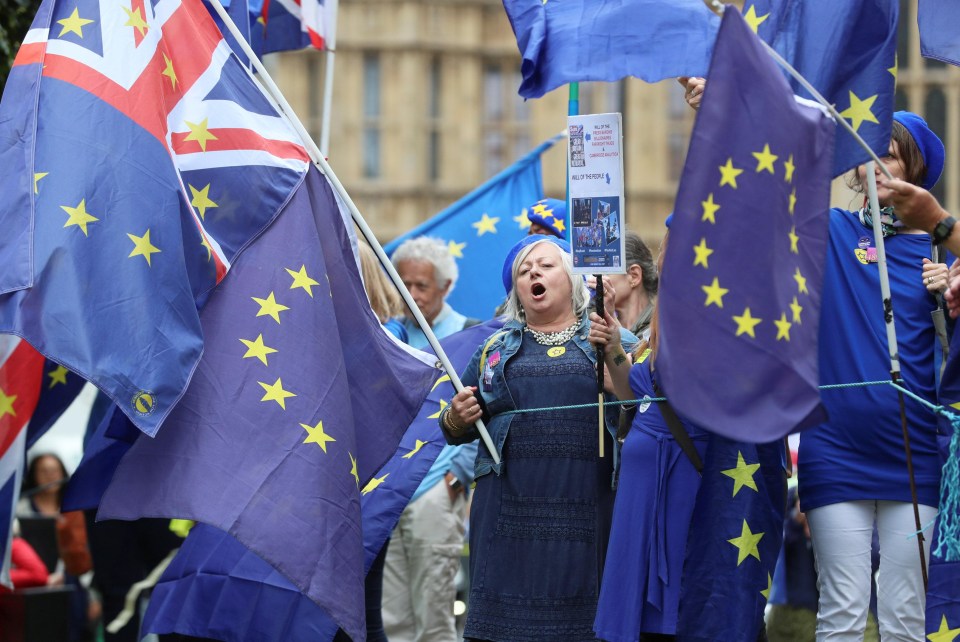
[932,216,957,245]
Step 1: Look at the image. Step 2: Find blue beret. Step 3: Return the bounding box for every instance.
[665,213,674,229]
[526,198,568,240]
[893,111,945,190]
[502,234,571,294]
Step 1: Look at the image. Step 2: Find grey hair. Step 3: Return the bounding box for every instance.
[624,231,658,298]
[503,240,589,323]
[390,236,458,290]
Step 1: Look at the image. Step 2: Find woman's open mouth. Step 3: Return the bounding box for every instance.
[531,283,546,299]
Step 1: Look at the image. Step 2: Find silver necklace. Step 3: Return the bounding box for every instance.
[524,321,580,346]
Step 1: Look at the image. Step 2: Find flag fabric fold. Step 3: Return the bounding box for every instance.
[745,0,898,176]
[250,0,335,55]
[98,166,438,640]
[0,0,310,438]
[918,0,960,67]
[385,138,554,320]
[658,4,834,443]
[501,0,720,99]
[25,360,86,449]
[141,319,503,642]
[676,437,786,641]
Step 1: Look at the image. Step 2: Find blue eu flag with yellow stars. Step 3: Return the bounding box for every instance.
[96,166,438,641]
[502,0,720,99]
[658,5,834,443]
[385,137,556,321]
[139,319,504,642]
[25,360,86,449]
[677,437,786,641]
[743,0,898,176]
[919,0,960,67]
[0,0,311,438]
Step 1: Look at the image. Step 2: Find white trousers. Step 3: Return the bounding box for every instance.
[381,479,466,642]
[806,500,937,642]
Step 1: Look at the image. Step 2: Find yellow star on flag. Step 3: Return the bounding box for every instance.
[0,388,16,419]
[889,55,898,81]
[728,519,764,566]
[693,238,713,268]
[57,8,94,38]
[839,91,879,132]
[721,451,760,496]
[402,439,429,459]
[240,334,277,365]
[34,172,48,194]
[161,53,178,90]
[789,188,797,215]
[188,184,218,219]
[127,229,161,266]
[61,199,99,236]
[752,144,778,174]
[362,474,389,495]
[258,377,296,409]
[448,240,466,259]
[472,213,500,236]
[783,154,795,183]
[200,235,213,261]
[761,573,772,601]
[431,374,451,392]
[702,277,729,308]
[184,118,218,152]
[47,365,69,388]
[300,419,336,453]
[428,399,448,419]
[718,158,744,188]
[743,4,770,33]
[251,292,289,324]
[513,209,532,230]
[286,265,320,297]
[122,6,148,37]
[733,307,763,338]
[774,313,792,341]
[790,296,803,324]
[788,226,799,254]
[794,267,808,294]
[348,452,360,486]
[701,193,720,224]
[928,614,960,642]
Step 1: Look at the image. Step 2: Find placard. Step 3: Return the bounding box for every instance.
[567,113,626,275]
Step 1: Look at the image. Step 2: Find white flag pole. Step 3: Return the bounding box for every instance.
[319,0,338,157]
[208,0,501,464]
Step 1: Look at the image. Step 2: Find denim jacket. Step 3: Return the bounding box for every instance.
[439,314,639,486]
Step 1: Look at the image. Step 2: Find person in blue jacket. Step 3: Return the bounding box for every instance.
[440,234,637,641]
[798,111,947,642]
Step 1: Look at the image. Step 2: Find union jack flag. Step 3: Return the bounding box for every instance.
[0,337,45,588]
[251,0,337,55]
[0,0,309,437]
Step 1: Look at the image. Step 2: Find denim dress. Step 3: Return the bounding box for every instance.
[464,333,615,642]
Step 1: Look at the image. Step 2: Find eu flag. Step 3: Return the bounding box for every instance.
[26,360,86,449]
[385,138,555,320]
[140,320,503,642]
[97,166,438,640]
[0,0,310,438]
[658,5,833,444]
[502,0,720,99]
[744,0,898,176]
[250,0,334,55]
[676,437,786,641]
[919,0,960,67]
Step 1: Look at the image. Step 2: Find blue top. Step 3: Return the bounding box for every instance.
[401,303,469,351]
[594,357,708,639]
[383,318,407,343]
[441,315,639,481]
[798,209,942,511]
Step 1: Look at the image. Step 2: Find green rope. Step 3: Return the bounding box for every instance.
[484,377,960,560]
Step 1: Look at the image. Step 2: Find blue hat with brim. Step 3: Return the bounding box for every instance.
[502,234,571,294]
[893,111,945,190]
[526,198,568,239]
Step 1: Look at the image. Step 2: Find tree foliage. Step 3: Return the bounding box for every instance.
[1,0,42,89]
